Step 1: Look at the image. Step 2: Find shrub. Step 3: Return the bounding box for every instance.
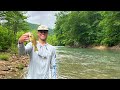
[0,26,13,51]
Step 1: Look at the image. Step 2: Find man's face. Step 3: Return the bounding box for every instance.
[38,30,48,41]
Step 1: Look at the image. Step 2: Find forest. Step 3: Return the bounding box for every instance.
[0,11,120,52]
[53,11,120,47]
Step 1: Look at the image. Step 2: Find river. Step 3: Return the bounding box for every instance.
[55,46,120,79]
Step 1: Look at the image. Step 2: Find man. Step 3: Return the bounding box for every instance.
[18,25,57,79]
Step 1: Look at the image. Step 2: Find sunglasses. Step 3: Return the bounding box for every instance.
[38,30,48,33]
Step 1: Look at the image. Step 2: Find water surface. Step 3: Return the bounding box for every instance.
[55,46,120,79]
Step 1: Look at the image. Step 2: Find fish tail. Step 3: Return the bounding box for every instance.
[34,46,38,51]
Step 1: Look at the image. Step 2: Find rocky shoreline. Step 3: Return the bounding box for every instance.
[0,54,29,79]
[91,45,120,50]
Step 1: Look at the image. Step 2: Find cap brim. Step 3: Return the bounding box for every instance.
[38,29,48,31]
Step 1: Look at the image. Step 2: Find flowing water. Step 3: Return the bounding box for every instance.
[55,46,120,79]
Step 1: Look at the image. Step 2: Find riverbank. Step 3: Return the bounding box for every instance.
[91,44,120,50]
[0,53,29,79]
[65,44,120,51]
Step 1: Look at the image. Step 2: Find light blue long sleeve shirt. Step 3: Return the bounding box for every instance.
[18,41,57,79]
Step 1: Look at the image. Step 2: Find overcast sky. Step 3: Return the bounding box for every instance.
[25,11,60,29]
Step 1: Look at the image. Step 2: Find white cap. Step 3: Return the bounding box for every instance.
[37,25,48,30]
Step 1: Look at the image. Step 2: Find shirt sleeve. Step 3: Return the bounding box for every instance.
[18,41,33,55]
[50,47,57,79]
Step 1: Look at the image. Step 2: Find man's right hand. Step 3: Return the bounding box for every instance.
[18,32,30,44]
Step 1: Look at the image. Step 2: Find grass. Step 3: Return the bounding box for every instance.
[0,52,10,61]
[7,44,18,54]
[17,63,25,70]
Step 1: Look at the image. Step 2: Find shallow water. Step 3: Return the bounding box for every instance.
[55,46,120,79]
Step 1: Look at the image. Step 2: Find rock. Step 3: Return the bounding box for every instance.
[0,54,29,79]
[1,67,10,71]
[0,71,9,75]
[10,69,17,72]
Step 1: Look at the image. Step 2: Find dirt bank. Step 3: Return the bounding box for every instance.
[91,44,120,50]
[0,54,29,79]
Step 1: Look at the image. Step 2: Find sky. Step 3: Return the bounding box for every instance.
[25,11,60,29]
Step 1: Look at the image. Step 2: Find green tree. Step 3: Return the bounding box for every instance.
[54,11,102,47]
[2,11,29,44]
[0,11,29,52]
[0,26,13,51]
[98,11,120,46]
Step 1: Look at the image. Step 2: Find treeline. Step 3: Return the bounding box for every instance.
[0,11,55,52]
[54,11,120,47]
[1,11,120,52]
[0,11,30,52]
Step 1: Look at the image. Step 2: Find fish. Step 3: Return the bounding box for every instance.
[28,32,38,52]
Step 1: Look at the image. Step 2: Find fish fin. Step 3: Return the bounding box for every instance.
[34,46,38,52]
[35,47,38,51]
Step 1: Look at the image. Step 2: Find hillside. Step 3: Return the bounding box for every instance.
[27,22,54,35]
[27,22,39,30]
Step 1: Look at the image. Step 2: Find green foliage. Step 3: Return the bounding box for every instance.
[2,11,29,44]
[17,63,24,70]
[98,11,120,46]
[0,55,9,61]
[31,30,38,40]
[0,11,31,52]
[48,28,54,35]
[47,35,58,46]
[54,11,120,47]
[27,22,39,31]
[0,26,13,51]
[8,43,18,54]
[16,30,26,41]
[0,53,10,61]
[0,11,120,53]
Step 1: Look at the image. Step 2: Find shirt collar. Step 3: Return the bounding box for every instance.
[37,41,48,49]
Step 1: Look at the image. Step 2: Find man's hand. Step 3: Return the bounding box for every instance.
[18,32,30,44]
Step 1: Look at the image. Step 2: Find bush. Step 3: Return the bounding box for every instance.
[0,26,14,51]
[16,30,26,41]
[8,43,18,54]
[47,35,58,46]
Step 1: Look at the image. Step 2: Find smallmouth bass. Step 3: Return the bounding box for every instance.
[28,32,38,52]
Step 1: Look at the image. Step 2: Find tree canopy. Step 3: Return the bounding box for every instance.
[54,11,120,47]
